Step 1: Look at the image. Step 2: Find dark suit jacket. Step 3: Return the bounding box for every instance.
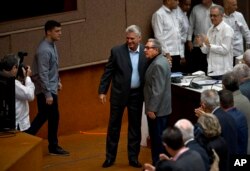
[227,107,248,154]
[208,136,230,171]
[186,140,210,171]
[213,107,238,155]
[98,43,148,105]
[195,124,230,171]
[156,150,206,171]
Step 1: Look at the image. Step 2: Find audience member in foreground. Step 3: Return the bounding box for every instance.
[218,89,248,154]
[195,113,229,171]
[233,63,250,101]
[144,127,206,171]
[194,89,238,155]
[175,119,210,171]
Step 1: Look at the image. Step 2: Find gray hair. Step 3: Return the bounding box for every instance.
[210,5,224,15]
[201,89,220,111]
[125,25,141,37]
[243,49,250,67]
[147,38,162,54]
[0,53,19,71]
[174,119,194,142]
[233,63,250,82]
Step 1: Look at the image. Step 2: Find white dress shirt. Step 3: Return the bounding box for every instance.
[201,21,234,76]
[223,11,250,56]
[188,3,216,45]
[15,76,35,131]
[152,5,181,56]
[175,6,189,58]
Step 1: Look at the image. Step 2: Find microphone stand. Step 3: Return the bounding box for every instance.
[188,71,215,89]
[189,76,203,89]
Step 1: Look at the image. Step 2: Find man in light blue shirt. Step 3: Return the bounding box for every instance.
[129,48,140,88]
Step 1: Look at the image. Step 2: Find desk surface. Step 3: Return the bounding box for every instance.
[0,131,42,170]
[172,76,223,93]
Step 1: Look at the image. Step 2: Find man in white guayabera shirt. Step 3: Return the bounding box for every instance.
[152,0,182,73]
[196,5,234,80]
[175,0,192,73]
[223,0,250,65]
[187,0,217,74]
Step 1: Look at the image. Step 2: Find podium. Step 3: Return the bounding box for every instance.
[0,132,43,171]
[169,76,222,126]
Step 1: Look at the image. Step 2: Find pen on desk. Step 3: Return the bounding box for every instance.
[210,80,220,90]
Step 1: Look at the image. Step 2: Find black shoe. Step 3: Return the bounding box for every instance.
[49,146,70,156]
[129,160,142,168]
[102,159,114,168]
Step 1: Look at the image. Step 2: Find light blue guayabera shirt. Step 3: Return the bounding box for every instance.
[129,45,140,89]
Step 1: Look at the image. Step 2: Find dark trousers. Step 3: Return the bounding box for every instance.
[210,75,223,80]
[171,55,181,73]
[188,47,208,74]
[233,56,237,66]
[26,93,59,149]
[147,115,168,166]
[105,89,143,161]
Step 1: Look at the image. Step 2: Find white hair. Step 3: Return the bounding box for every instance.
[174,119,194,142]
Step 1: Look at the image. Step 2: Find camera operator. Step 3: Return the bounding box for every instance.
[0,53,35,131]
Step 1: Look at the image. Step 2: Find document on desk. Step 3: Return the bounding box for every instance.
[176,76,223,91]
[171,72,183,78]
[193,80,221,85]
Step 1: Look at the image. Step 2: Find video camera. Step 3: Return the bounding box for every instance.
[17,51,28,79]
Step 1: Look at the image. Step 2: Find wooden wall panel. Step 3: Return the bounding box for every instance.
[1,0,249,68]
[237,0,250,26]
[0,36,10,58]
[83,0,126,64]
[126,0,162,44]
[0,1,86,33]
[28,64,113,137]
[11,30,43,66]
[0,0,126,69]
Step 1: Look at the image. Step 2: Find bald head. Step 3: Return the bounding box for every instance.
[224,0,237,15]
[174,119,194,142]
[202,0,213,8]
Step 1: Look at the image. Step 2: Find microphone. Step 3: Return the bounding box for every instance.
[189,74,221,90]
[187,71,206,89]
[189,76,203,89]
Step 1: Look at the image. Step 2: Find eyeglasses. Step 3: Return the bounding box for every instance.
[210,14,220,18]
[144,46,155,50]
